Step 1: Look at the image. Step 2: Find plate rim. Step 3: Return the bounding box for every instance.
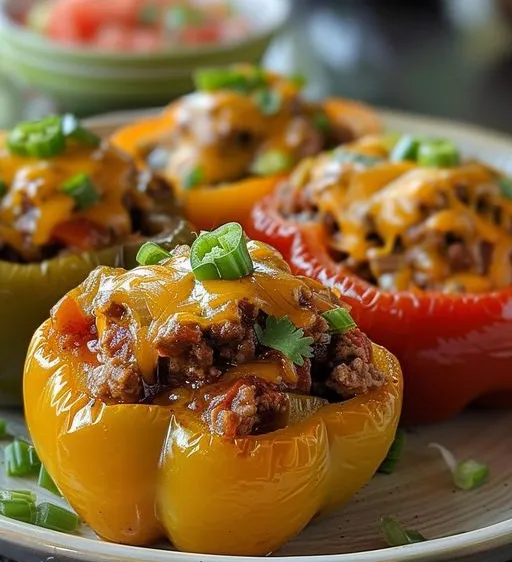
[2,108,512,562]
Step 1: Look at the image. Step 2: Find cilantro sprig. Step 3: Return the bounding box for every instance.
[255,315,314,366]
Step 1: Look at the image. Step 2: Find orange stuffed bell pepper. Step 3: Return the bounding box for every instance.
[248,133,512,424]
[111,65,381,231]
[24,223,402,556]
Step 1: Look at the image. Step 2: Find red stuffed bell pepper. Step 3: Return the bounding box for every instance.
[248,134,512,424]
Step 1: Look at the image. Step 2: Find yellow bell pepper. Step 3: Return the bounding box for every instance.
[25,333,401,555]
[24,237,402,556]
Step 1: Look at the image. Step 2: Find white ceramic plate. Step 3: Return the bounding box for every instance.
[1,109,512,562]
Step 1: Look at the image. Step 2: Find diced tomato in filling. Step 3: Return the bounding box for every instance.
[51,218,112,252]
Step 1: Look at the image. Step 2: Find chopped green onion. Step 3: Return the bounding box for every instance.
[498,177,512,199]
[289,73,307,89]
[0,499,36,524]
[0,180,7,197]
[0,490,36,503]
[38,466,61,497]
[252,150,293,176]
[254,315,314,367]
[190,222,254,281]
[61,114,101,147]
[380,516,426,547]
[321,307,357,334]
[378,429,406,474]
[139,3,159,25]
[165,4,203,28]
[417,139,460,168]
[29,446,41,471]
[390,134,422,162]
[193,66,266,93]
[379,131,402,151]
[182,166,205,190]
[0,419,6,438]
[136,242,171,266]
[4,439,39,477]
[7,116,65,158]
[333,149,383,167]
[312,111,331,132]
[429,442,489,490]
[253,89,282,116]
[35,502,80,533]
[60,173,100,210]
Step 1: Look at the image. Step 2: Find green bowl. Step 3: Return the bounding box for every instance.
[0,0,290,115]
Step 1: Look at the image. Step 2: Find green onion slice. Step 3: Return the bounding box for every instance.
[253,89,282,116]
[136,242,171,266]
[321,307,357,334]
[190,222,254,281]
[312,111,331,132]
[61,114,101,147]
[193,66,266,93]
[165,4,203,28]
[289,73,307,89]
[252,149,293,176]
[498,177,512,199]
[334,149,383,167]
[0,489,36,503]
[417,139,461,168]
[429,442,489,490]
[182,166,205,190]
[0,419,6,438]
[4,439,40,477]
[38,466,62,497]
[0,499,36,524]
[7,116,65,158]
[390,134,422,162]
[60,173,100,210]
[378,429,406,474]
[35,502,80,533]
[380,516,426,547]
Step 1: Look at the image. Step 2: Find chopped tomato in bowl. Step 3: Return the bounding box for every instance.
[24,0,249,53]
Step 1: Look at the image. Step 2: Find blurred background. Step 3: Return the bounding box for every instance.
[1,0,512,132]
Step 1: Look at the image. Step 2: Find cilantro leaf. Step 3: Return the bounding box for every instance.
[254,315,314,366]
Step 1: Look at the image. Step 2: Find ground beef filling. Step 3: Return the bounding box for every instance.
[86,298,384,437]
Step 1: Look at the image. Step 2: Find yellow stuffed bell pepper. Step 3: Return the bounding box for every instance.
[24,224,402,556]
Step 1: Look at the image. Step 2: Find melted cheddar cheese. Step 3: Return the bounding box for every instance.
[279,135,512,293]
[0,137,164,262]
[136,68,355,190]
[53,241,338,398]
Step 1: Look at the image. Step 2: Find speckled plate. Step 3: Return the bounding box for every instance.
[1,109,512,562]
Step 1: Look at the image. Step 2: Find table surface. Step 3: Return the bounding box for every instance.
[0,1,511,560]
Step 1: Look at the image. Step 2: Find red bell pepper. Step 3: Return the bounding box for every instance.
[248,197,512,424]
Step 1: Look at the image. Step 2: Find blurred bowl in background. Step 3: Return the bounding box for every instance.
[0,0,290,115]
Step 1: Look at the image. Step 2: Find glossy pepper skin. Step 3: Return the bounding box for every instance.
[111,98,380,232]
[248,199,512,424]
[0,216,192,407]
[24,328,401,556]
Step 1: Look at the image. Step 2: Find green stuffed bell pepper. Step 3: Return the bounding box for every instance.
[0,115,192,406]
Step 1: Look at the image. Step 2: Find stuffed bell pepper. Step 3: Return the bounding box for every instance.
[248,133,512,424]
[24,223,402,556]
[112,64,381,230]
[0,114,192,406]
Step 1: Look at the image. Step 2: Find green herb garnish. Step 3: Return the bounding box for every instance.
[380,516,426,547]
[255,316,314,366]
[182,166,205,190]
